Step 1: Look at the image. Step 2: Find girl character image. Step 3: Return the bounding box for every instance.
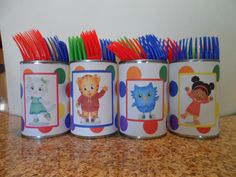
[181,76,215,125]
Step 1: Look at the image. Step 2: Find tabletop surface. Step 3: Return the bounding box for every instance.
[0,113,235,177]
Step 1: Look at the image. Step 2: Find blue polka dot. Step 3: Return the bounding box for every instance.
[120,115,128,131]
[169,81,178,97]
[115,113,118,128]
[70,81,73,97]
[20,84,23,98]
[119,81,126,97]
[169,114,179,130]
[65,114,70,128]
[21,117,24,131]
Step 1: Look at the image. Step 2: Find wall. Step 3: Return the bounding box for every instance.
[0,0,236,116]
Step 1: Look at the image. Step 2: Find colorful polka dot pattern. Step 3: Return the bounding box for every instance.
[59,103,66,119]
[169,114,179,130]
[38,126,53,133]
[213,65,220,82]
[159,65,167,82]
[196,127,211,134]
[75,66,85,71]
[119,81,126,97]
[143,120,158,134]
[127,66,142,79]
[65,114,70,128]
[66,83,70,97]
[106,65,115,81]
[115,113,118,128]
[23,68,33,74]
[169,81,178,97]
[179,66,194,73]
[90,127,104,133]
[120,116,128,131]
[55,68,66,84]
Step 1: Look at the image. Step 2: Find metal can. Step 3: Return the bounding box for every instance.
[168,60,220,138]
[119,60,168,139]
[20,61,70,138]
[70,60,118,137]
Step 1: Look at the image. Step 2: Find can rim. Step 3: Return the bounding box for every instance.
[119,59,167,64]
[169,59,220,64]
[70,60,117,64]
[20,60,68,65]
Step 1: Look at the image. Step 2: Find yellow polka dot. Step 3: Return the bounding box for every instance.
[59,103,66,119]
[215,102,220,118]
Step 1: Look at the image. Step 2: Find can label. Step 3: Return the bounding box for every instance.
[168,61,220,137]
[70,62,117,137]
[23,73,59,128]
[119,62,168,138]
[72,70,114,128]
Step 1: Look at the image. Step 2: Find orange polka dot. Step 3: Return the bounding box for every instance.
[23,69,33,74]
[127,66,142,79]
[179,66,194,73]
[75,66,85,71]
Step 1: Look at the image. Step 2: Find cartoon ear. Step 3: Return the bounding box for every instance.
[94,74,101,83]
[40,78,48,84]
[148,83,153,87]
[209,83,215,90]
[77,77,82,86]
[191,76,200,83]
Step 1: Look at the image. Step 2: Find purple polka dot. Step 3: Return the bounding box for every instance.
[65,114,70,128]
[71,115,75,131]
[169,81,178,97]
[21,117,24,131]
[120,115,128,131]
[115,113,118,128]
[169,114,179,130]
[20,84,23,98]
[119,81,126,97]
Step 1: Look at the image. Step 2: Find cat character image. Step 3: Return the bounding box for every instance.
[76,74,108,123]
[181,76,215,125]
[131,83,159,119]
[27,77,51,123]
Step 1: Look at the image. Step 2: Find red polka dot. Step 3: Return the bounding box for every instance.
[143,120,158,134]
[196,127,211,134]
[90,127,104,133]
[66,83,70,97]
[38,126,53,133]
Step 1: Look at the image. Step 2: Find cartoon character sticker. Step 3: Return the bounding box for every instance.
[131,83,159,119]
[127,79,164,121]
[24,74,58,127]
[76,74,108,124]
[180,76,215,125]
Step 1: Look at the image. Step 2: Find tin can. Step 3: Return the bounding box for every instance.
[168,60,220,138]
[70,60,118,137]
[119,60,168,139]
[20,61,70,138]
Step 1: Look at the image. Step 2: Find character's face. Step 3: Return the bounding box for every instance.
[27,78,48,97]
[77,75,100,97]
[192,88,207,101]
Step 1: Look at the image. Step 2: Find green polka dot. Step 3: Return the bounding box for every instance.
[55,68,66,84]
[106,65,115,81]
[159,65,167,82]
[213,65,220,82]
